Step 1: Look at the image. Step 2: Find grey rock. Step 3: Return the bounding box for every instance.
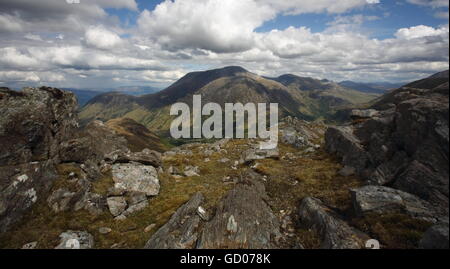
[198,172,282,249]
[145,192,204,249]
[184,166,200,177]
[350,109,379,119]
[299,197,369,249]
[242,147,279,163]
[350,186,437,222]
[114,148,162,168]
[107,197,127,217]
[121,200,149,217]
[112,163,160,196]
[47,188,78,213]
[55,230,94,249]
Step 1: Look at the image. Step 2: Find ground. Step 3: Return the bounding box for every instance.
[0,137,431,249]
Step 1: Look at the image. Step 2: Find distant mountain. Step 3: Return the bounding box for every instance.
[80,66,379,134]
[338,81,403,94]
[64,86,162,107]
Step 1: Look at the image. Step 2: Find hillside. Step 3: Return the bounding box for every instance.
[80,67,379,134]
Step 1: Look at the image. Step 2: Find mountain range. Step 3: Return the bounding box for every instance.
[79,66,379,134]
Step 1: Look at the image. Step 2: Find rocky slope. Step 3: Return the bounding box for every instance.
[325,71,449,248]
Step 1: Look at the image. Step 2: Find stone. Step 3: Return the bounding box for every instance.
[299,197,369,249]
[47,188,78,213]
[184,166,200,177]
[145,192,204,249]
[22,242,38,249]
[197,206,209,221]
[127,191,147,206]
[112,163,160,196]
[99,227,112,234]
[350,109,379,119]
[144,224,156,233]
[419,221,449,249]
[242,147,279,163]
[107,197,127,217]
[121,200,149,217]
[115,148,162,168]
[55,230,94,249]
[350,186,437,222]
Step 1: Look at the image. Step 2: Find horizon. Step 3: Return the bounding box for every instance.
[0,0,449,89]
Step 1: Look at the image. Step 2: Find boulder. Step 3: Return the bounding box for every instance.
[299,197,369,249]
[242,147,279,163]
[111,163,160,196]
[350,186,437,222]
[107,196,127,217]
[184,166,200,177]
[325,126,368,173]
[47,188,78,213]
[197,172,282,249]
[350,109,379,119]
[115,148,162,168]
[55,230,94,249]
[145,192,205,249]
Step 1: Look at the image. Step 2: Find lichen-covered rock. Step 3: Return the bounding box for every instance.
[55,230,94,249]
[111,163,160,196]
[0,87,78,232]
[350,186,437,222]
[197,172,282,249]
[145,192,204,249]
[299,197,369,249]
[242,147,279,163]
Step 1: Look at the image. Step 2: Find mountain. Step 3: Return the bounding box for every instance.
[64,86,162,108]
[80,66,379,134]
[338,81,402,94]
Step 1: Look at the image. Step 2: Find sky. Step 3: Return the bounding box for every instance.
[0,0,448,89]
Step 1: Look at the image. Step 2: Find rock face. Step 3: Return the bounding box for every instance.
[0,87,78,232]
[325,73,449,216]
[299,197,369,249]
[145,192,204,249]
[197,172,282,249]
[350,186,437,222]
[55,230,94,249]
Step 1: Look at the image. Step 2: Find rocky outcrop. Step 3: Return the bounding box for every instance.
[325,73,449,216]
[197,172,282,249]
[299,197,369,249]
[145,192,205,249]
[0,87,78,232]
[145,171,282,249]
[350,186,437,222]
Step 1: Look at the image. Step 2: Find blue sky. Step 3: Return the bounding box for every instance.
[0,0,448,88]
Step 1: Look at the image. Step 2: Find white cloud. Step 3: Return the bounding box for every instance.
[395,25,448,39]
[85,26,123,50]
[0,14,23,32]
